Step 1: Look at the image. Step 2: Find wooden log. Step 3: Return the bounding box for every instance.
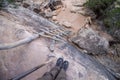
[0,32,66,50]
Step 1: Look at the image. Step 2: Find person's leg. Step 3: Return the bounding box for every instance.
[37,58,63,80]
[37,66,60,80]
[55,61,69,80]
[55,69,66,80]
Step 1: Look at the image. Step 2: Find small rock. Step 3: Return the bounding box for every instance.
[52,16,57,21]
[45,12,53,18]
[62,21,72,28]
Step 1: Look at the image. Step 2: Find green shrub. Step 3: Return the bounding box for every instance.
[85,0,120,39]
[104,8,120,33]
[84,0,115,15]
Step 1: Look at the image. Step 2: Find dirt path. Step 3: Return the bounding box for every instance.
[53,0,87,33]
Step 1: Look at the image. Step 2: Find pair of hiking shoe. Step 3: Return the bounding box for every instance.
[55,58,69,71]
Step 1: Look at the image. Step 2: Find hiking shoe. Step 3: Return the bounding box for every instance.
[56,58,63,68]
[62,61,69,71]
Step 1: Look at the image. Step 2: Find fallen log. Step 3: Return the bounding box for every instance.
[0,32,66,50]
[0,34,39,50]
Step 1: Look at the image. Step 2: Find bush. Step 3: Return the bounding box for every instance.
[104,7,120,34]
[85,0,120,40]
[84,0,115,15]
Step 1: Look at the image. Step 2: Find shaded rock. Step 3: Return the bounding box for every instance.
[48,0,63,11]
[52,0,62,6]
[114,29,120,41]
[78,8,96,19]
[22,0,43,13]
[23,3,30,8]
[72,27,109,55]
[33,8,41,14]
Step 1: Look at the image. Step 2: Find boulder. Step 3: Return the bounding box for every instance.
[72,26,109,55]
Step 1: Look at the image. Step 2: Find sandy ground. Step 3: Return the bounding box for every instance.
[54,0,86,33]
